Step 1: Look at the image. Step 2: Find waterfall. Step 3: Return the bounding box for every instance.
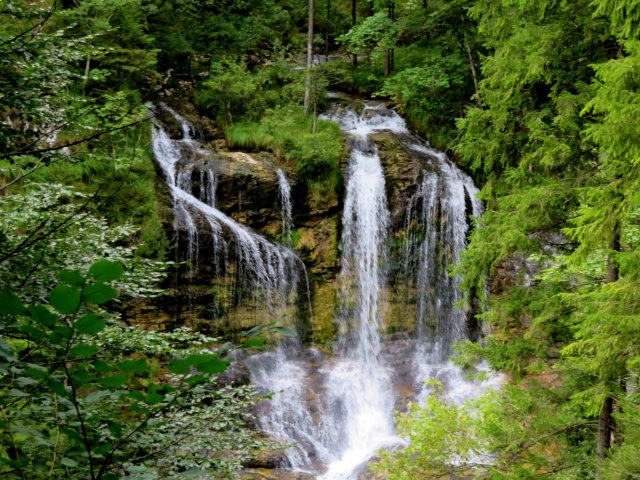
[318,105,408,479]
[150,104,305,317]
[157,101,500,479]
[399,142,486,402]
[276,169,294,243]
[243,106,411,478]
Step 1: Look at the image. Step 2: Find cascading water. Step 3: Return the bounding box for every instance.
[399,142,487,402]
[245,106,412,479]
[154,102,499,479]
[276,169,293,243]
[319,105,409,479]
[150,104,304,317]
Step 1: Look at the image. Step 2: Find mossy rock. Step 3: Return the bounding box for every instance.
[238,469,315,480]
[243,447,288,469]
[296,217,340,277]
[310,280,338,344]
[369,131,424,228]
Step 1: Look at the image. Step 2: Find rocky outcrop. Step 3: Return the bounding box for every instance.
[370,130,424,227]
[238,469,315,480]
[128,99,476,342]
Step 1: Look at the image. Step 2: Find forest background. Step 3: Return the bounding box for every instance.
[1,0,640,478]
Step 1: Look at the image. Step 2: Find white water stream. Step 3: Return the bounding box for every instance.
[152,103,501,479]
[151,105,304,315]
[247,105,500,478]
[276,168,294,243]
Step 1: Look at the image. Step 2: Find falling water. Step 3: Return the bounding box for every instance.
[158,101,500,478]
[242,106,411,479]
[399,141,486,402]
[276,169,294,242]
[319,105,409,479]
[150,105,304,316]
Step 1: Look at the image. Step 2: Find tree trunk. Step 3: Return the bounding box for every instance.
[312,100,317,134]
[351,0,357,69]
[325,0,330,56]
[82,54,91,95]
[607,220,620,282]
[384,1,395,77]
[597,395,614,460]
[596,220,621,478]
[304,0,315,117]
[463,30,479,98]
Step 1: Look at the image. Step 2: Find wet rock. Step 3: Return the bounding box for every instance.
[296,217,340,278]
[238,469,314,480]
[369,131,428,228]
[243,447,288,469]
[214,151,282,229]
[217,359,251,387]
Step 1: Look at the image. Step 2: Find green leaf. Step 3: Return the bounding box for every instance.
[59,270,86,287]
[107,420,124,438]
[0,340,16,363]
[16,376,38,386]
[99,374,126,389]
[60,427,82,441]
[167,359,191,374]
[242,337,265,348]
[270,326,297,337]
[89,260,124,282]
[184,354,216,365]
[47,378,68,396]
[61,457,78,467]
[29,305,57,326]
[0,290,25,315]
[83,283,117,304]
[145,391,165,405]
[70,343,98,358]
[24,365,47,380]
[94,360,114,373]
[49,285,81,315]
[86,390,111,403]
[119,358,147,374]
[94,443,112,455]
[184,374,206,386]
[182,469,208,478]
[71,368,93,383]
[21,324,45,341]
[196,358,230,374]
[75,314,106,335]
[128,391,145,402]
[49,326,73,344]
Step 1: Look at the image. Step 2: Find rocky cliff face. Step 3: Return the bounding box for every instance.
[126,99,474,346]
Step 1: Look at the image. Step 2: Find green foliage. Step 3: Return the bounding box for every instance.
[225,105,345,207]
[338,12,398,58]
[197,59,263,124]
[376,381,605,480]
[375,382,486,480]
[380,0,480,143]
[450,1,640,477]
[0,261,264,479]
[55,0,158,89]
[0,183,166,302]
[148,0,308,73]
[0,2,88,155]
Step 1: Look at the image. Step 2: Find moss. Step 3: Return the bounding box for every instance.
[310,280,338,345]
[225,106,345,212]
